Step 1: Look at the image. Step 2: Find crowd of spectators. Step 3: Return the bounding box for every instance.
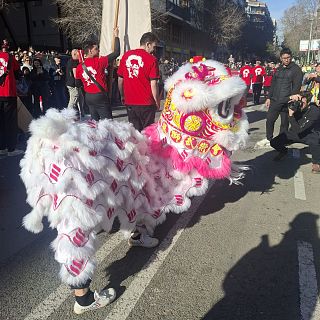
[5,45,70,117]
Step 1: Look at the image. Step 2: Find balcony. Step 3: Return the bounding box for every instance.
[166,0,191,21]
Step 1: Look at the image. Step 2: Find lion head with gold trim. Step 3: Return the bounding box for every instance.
[145,57,249,180]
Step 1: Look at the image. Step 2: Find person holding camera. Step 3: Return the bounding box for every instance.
[30,58,50,118]
[265,48,303,143]
[49,55,67,110]
[270,93,320,173]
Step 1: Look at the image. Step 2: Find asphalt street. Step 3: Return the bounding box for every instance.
[1,103,320,320]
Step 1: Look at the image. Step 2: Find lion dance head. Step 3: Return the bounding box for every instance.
[145,57,249,181]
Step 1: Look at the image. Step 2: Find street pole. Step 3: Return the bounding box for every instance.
[108,0,120,104]
[307,18,314,65]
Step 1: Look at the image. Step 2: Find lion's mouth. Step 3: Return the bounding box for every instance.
[218,99,232,118]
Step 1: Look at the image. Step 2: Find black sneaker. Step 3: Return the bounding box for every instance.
[273,150,288,161]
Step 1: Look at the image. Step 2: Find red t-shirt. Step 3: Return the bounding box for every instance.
[118,49,160,106]
[251,65,266,84]
[0,52,19,97]
[263,67,276,87]
[239,65,252,86]
[75,56,109,93]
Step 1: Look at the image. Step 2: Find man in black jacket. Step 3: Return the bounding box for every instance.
[270,94,320,173]
[265,48,303,142]
[49,55,67,109]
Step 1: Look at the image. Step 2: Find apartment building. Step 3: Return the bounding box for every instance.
[151,0,213,61]
[0,0,65,49]
[244,0,275,56]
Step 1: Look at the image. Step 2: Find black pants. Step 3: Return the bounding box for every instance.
[70,278,92,290]
[126,105,157,132]
[252,83,263,104]
[271,132,320,164]
[79,88,89,116]
[85,92,112,121]
[51,85,67,110]
[0,98,18,152]
[266,105,289,141]
[264,86,271,97]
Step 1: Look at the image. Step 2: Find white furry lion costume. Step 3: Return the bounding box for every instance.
[20,57,249,287]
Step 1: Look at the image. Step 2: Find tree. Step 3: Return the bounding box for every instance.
[204,0,246,47]
[280,0,318,55]
[266,41,280,60]
[52,0,102,45]
[53,0,168,46]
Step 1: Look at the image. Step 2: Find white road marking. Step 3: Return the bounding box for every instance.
[294,171,306,200]
[23,232,125,320]
[297,241,320,320]
[105,183,212,320]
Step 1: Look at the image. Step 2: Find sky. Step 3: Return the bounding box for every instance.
[266,0,296,21]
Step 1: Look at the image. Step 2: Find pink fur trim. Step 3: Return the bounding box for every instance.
[144,124,231,179]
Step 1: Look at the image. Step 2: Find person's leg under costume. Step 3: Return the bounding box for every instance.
[52,218,116,314]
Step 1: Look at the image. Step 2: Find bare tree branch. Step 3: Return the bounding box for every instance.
[53,0,169,46]
[280,0,318,55]
[52,0,103,45]
[204,0,246,47]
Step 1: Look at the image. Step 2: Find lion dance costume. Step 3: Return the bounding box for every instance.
[20,57,249,288]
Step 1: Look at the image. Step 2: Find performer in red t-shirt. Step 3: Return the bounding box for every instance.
[118,32,160,132]
[239,62,252,106]
[0,42,24,156]
[263,62,276,99]
[75,28,120,120]
[239,62,252,89]
[251,59,266,105]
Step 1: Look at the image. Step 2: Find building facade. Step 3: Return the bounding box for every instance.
[0,0,65,50]
[2,0,213,58]
[1,0,216,59]
[244,0,275,57]
[151,0,213,62]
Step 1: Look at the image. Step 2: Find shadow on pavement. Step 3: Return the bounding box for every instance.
[202,212,320,320]
[246,109,267,125]
[104,148,313,301]
[187,147,311,228]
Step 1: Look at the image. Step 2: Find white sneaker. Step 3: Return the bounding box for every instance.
[7,149,24,157]
[73,288,116,315]
[254,138,270,149]
[128,233,159,248]
[0,149,7,155]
